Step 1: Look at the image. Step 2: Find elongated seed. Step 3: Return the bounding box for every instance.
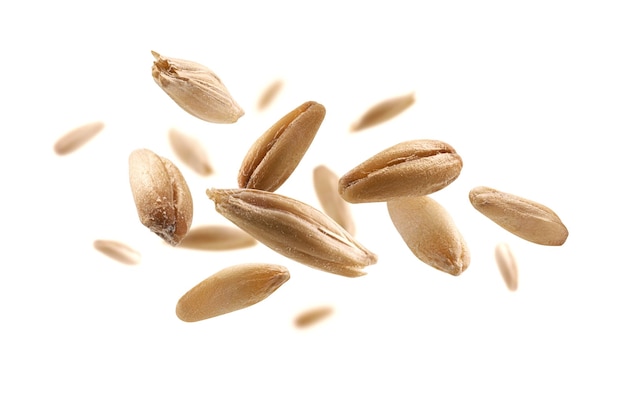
[313,165,356,235]
[53,121,104,155]
[387,195,470,276]
[339,139,463,203]
[494,242,518,291]
[294,305,334,328]
[469,186,569,246]
[238,101,326,192]
[176,263,290,322]
[178,224,257,251]
[168,128,213,176]
[93,239,141,265]
[151,51,244,123]
[257,79,283,111]
[206,188,377,277]
[129,148,193,246]
[350,92,415,132]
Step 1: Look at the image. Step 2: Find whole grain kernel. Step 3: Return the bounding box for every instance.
[238,101,326,192]
[178,224,257,251]
[387,195,470,276]
[257,79,283,111]
[206,188,377,277]
[168,128,213,176]
[93,239,141,265]
[350,92,415,132]
[469,186,569,246]
[128,148,193,246]
[151,51,244,124]
[494,242,518,292]
[313,165,356,235]
[339,139,463,203]
[176,263,290,322]
[294,305,334,329]
[53,121,104,155]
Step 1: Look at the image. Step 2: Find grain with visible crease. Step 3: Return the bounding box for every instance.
[238,101,326,192]
[151,51,244,123]
[178,225,257,251]
[176,263,290,322]
[168,128,213,176]
[313,165,356,235]
[128,148,193,246]
[53,121,104,155]
[469,186,569,246]
[494,242,518,291]
[339,139,463,203]
[387,195,470,276]
[350,92,415,132]
[93,239,141,265]
[206,188,377,277]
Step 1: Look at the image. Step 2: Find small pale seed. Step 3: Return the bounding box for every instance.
[176,263,290,322]
[469,186,569,246]
[339,139,463,203]
[494,242,518,292]
[53,121,104,155]
[128,148,193,246]
[313,165,356,235]
[294,305,334,329]
[238,101,326,192]
[350,92,415,132]
[178,224,257,251]
[93,239,141,265]
[387,195,470,276]
[206,188,377,277]
[257,79,283,111]
[168,128,213,176]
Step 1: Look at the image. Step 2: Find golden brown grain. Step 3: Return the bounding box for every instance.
[494,242,518,291]
[313,165,356,235]
[53,121,104,155]
[294,305,334,328]
[93,239,141,265]
[257,79,283,111]
[178,224,257,251]
[350,92,415,132]
[176,263,290,322]
[168,128,213,176]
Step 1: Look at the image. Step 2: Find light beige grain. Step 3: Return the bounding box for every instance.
[206,188,377,277]
[53,121,104,155]
[238,101,325,192]
[313,165,356,235]
[93,239,141,265]
[128,148,193,246]
[494,242,518,291]
[178,224,257,251]
[168,128,213,176]
[350,92,415,132]
[387,195,470,276]
[257,79,283,111]
[339,139,463,203]
[294,305,334,329]
[176,263,290,322]
[469,186,569,246]
[151,51,244,123]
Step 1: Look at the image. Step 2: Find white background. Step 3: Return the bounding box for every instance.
[2,1,625,395]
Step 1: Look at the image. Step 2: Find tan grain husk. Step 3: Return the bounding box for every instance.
[151,51,244,123]
[494,242,518,291]
[387,195,470,276]
[206,188,377,277]
[128,148,193,246]
[176,263,290,322]
[294,305,334,328]
[168,128,213,176]
[350,92,415,132]
[339,139,463,203]
[257,79,283,111]
[53,121,104,155]
[238,101,325,192]
[93,239,141,265]
[178,224,257,251]
[313,165,356,235]
[469,186,569,246]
